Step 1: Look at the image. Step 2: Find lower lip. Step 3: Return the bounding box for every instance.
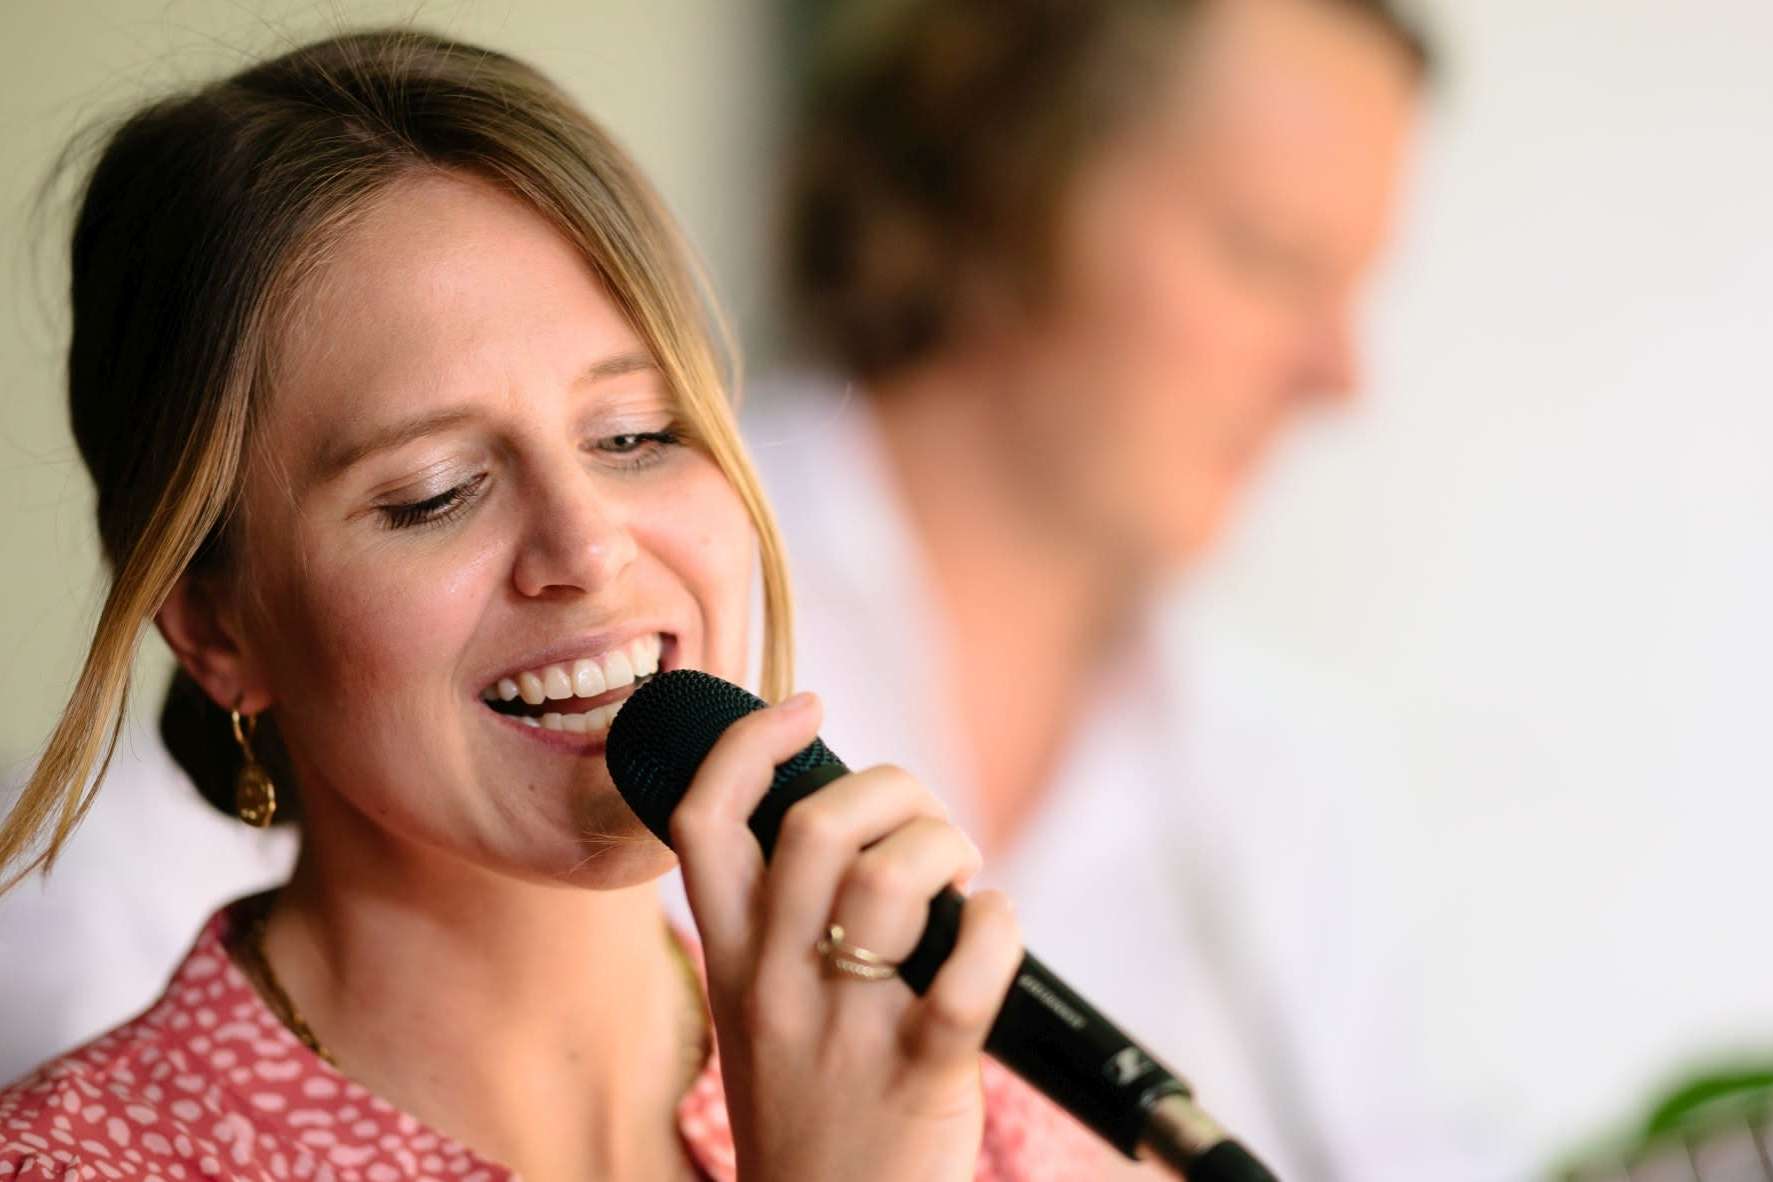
[485,707,612,754]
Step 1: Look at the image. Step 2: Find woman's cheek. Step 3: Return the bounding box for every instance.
[275,527,499,705]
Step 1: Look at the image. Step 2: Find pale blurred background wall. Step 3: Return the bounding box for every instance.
[4,0,1771,1173]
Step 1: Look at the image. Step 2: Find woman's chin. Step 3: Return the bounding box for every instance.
[560,791,679,885]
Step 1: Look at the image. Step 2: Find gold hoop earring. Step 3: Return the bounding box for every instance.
[231,709,276,827]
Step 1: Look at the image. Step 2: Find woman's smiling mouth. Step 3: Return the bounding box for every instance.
[481,633,665,735]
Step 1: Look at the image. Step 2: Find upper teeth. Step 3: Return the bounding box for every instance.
[485,633,663,707]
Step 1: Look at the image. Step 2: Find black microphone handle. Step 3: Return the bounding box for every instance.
[745,763,1279,1181]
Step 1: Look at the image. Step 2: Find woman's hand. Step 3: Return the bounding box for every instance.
[671,692,1021,1182]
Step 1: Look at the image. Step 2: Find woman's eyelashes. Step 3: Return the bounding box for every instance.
[375,428,685,531]
[591,427,683,468]
[379,471,489,531]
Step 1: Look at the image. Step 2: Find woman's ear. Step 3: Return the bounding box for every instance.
[155,573,272,716]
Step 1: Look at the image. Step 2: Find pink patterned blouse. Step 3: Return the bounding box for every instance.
[1,904,1105,1182]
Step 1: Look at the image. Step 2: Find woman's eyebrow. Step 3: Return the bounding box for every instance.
[575,351,657,386]
[308,406,483,490]
[306,352,658,489]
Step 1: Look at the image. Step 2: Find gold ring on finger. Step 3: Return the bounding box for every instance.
[814,923,899,982]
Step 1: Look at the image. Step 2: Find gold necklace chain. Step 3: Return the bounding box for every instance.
[240,908,338,1067]
[237,901,710,1083]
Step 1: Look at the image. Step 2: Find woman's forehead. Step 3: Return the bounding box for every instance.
[272,172,652,438]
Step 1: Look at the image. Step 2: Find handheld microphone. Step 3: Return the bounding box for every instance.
[607,669,1279,1182]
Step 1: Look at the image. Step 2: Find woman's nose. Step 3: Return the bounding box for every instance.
[510,469,639,599]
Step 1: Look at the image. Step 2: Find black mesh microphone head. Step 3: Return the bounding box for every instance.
[605,669,844,848]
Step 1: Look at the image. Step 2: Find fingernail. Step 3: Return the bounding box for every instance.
[781,691,816,712]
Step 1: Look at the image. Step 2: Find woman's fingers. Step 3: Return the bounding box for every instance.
[755,766,951,977]
[669,691,823,968]
[671,702,1011,1102]
[675,720,1014,1181]
[901,890,1022,1066]
[825,816,982,964]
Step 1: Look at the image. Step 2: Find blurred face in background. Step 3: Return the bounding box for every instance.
[978,0,1422,577]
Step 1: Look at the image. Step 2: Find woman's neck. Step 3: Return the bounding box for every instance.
[870,364,1141,857]
[261,810,703,1182]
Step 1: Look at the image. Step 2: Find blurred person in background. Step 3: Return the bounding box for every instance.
[740,0,1512,1176]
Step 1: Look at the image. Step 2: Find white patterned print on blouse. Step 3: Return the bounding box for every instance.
[0,904,1108,1182]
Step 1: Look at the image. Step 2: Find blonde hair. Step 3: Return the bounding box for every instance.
[0,28,793,887]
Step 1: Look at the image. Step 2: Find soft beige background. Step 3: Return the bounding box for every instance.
[0,0,784,772]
